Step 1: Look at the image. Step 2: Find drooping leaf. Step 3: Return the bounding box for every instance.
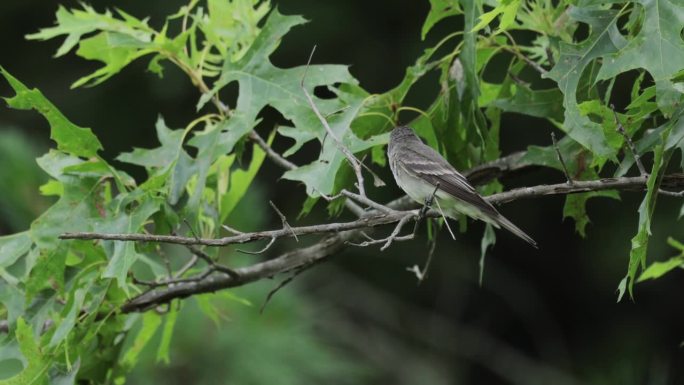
[618,121,673,300]
[156,308,178,364]
[48,288,87,348]
[119,312,162,372]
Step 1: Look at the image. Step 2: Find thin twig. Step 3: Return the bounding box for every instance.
[301,46,367,197]
[499,30,548,75]
[174,255,199,278]
[237,237,276,255]
[407,219,438,283]
[412,183,441,236]
[187,244,239,279]
[270,201,298,242]
[551,132,573,185]
[380,215,414,251]
[320,189,396,214]
[658,189,684,197]
[433,198,456,240]
[259,263,315,313]
[346,233,414,247]
[611,104,647,176]
[222,224,244,235]
[248,131,297,170]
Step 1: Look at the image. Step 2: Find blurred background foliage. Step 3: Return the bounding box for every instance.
[1,0,684,384]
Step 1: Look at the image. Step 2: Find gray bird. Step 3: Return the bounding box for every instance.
[388,125,537,247]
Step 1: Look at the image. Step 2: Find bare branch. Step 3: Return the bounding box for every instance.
[270,201,298,242]
[187,244,240,279]
[175,255,199,278]
[55,157,684,313]
[248,130,297,171]
[380,215,415,251]
[499,30,548,76]
[260,262,316,313]
[222,224,245,235]
[611,104,647,176]
[320,189,396,214]
[407,220,438,283]
[463,151,529,185]
[551,132,573,185]
[61,174,684,248]
[121,231,354,313]
[432,197,456,241]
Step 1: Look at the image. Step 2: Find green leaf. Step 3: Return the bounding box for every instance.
[218,132,271,222]
[26,5,152,57]
[202,10,356,155]
[71,32,152,88]
[0,67,102,157]
[472,0,520,32]
[596,0,684,114]
[563,189,619,237]
[120,313,162,371]
[156,308,178,364]
[117,117,196,205]
[422,0,462,39]
[637,255,684,282]
[493,86,564,120]
[48,288,87,348]
[544,6,626,158]
[282,87,389,196]
[0,232,32,269]
[0,318,49,385]
[0,283,24,328]
[597,0,684,116]
[100,197,161,289]
[30,152,103,249]
[26,151,108,297]
[620,121,673,300]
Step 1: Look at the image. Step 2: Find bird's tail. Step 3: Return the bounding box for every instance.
[492,215,538,248]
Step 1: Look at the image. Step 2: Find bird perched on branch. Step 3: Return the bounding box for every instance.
[388,125,537,247]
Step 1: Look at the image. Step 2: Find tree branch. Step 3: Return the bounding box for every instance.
[61,174,684,247]
[80,173,684,313]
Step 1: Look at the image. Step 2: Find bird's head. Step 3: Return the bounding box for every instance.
[390,126,418,142]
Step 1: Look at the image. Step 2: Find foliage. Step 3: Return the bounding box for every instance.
[1,0,684,383]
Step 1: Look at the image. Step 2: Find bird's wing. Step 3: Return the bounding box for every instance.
[398,144,500,218]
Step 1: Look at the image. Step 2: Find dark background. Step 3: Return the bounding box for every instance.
[1,1,683,384]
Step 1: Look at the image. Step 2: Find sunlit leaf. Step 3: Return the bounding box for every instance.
[0,68,102,157]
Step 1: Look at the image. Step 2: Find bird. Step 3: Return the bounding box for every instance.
[387,125,537,248]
